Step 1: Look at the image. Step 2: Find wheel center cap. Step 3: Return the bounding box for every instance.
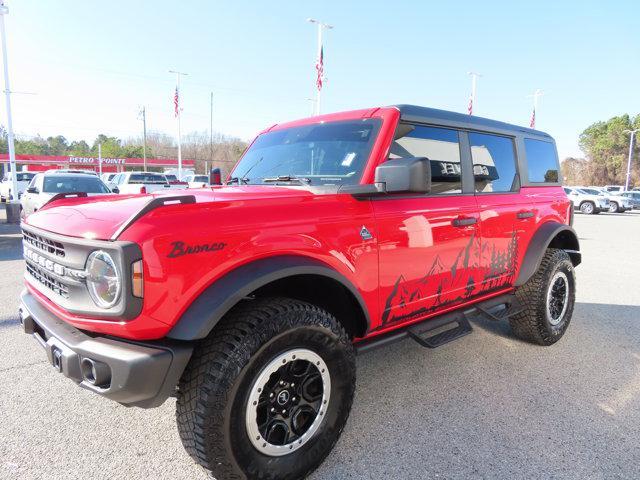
[276,390,290,405]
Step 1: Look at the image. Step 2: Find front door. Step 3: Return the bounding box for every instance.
[372,124,482,331]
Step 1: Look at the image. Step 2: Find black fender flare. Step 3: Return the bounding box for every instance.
[167,255,371,341]
[514,222,581,287]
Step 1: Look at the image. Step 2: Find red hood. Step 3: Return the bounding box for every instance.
[24,186,315,240]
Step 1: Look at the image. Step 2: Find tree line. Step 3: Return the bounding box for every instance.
[562,113,640,187]
[0,127,248,176]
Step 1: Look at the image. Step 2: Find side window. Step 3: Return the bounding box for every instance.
[469,132,518,193]
[390,124,462,194]
[525,138,559,183]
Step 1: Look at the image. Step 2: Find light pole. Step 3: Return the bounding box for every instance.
[623,129,639,191]
[139,106,147,172]
[169,70,188,179]
[307,18,332,116]
[467,72,482,115]
[0,1,19,208]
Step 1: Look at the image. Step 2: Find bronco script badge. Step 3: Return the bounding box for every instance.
[167,241,227,258]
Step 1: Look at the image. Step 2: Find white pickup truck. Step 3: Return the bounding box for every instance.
[110,171,183,194]
[0,171,36,202]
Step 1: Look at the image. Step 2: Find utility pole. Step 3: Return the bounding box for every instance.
[139,106,147,172]
[527,89,544,129]
[623,129,639,191]
[307,18,332,116]
[98,143,102,175]
[0,1,18,205]
[209,91,213,175]
[169,70,188,179]
[467,72,482,115]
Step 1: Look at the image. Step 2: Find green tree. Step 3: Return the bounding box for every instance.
[578,114,640,185]
[69,140,90,156]
[45,135,69,155]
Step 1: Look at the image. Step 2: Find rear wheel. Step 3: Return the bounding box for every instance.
[510,249,576,345]
[579,201,595,214]
[608,202,619,213]
[176,297,356,480]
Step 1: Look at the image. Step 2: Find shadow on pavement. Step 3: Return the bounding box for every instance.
[0,232,23,261]
[0,314,20,330]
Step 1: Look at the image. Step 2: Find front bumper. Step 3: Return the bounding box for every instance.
[19,290,192,408]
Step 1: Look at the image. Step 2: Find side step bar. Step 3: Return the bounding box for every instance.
[355,293,521,354]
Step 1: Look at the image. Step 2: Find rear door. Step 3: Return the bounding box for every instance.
[372,124,482,331]
[468,131,525,293]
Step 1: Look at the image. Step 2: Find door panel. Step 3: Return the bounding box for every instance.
[374,196,481,330]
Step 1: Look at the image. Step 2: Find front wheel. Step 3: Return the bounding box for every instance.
[608,202,619,213]
[510,249,576,345]
[579,201,595,214]
[176,298,356,480]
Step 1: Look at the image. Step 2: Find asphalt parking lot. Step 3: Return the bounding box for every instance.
[1,208,640,480]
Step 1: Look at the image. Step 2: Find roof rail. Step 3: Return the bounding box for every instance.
[111,194,196,240]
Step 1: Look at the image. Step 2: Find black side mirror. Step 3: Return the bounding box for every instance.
[26,187,38,194]
[375,157,431,193]
[111,187,120,194]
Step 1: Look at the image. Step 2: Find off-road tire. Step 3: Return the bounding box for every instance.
[509,248,575,346]
[176,297,356,480]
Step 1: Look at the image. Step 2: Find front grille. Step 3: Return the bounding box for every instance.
[22,229,65,257]
[26,261,69,298]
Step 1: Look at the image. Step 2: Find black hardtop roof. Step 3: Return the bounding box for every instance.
[394,104,552,140]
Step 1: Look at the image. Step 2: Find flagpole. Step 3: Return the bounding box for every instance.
[307,18,332,116]
[169,70,188,179]
[467,71,482,115]
[528,89,543,129]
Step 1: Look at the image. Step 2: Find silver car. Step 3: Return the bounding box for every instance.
[583,187,633,213]
[20,171,112,217]
[564,187,609,214]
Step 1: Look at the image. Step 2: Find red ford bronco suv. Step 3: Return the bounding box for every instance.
[18,105,580,480]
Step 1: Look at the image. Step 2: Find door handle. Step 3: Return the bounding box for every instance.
[517,210,534,219]
[452,216,477,227]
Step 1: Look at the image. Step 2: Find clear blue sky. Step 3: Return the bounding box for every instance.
[1,0,638,159]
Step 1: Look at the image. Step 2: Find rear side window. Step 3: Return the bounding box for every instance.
[525,138,559,183]
[390,124,462,194]
[470,132,518,193]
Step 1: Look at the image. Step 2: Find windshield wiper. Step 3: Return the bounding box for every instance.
[262,175,311,185]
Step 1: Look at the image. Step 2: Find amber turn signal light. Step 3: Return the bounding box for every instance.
[132,260,144,298]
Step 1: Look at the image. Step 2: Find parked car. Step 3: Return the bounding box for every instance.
[109,171,177,194]
[164,173,189,188]
[100,172,116,184]
[619,191,640,209]
[603,185,625,193]
[564,187,609,214]
[20,171,112,217]
[581,186,632,213]
[184,174,210,188]
[19,105,581,480]
[0,171,36,202]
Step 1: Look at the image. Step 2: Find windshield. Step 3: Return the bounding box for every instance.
[193,175,208,182]
[17,173,35,182]
[580,188,602,195]
[231,119,381,186]
[43,176,110,194]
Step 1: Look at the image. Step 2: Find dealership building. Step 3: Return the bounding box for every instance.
[0,153,195,174]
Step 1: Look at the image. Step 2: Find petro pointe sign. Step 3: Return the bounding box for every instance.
[68,156,126,165]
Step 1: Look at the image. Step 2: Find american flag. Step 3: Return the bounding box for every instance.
[315,46,324,91]
[530,108,536,128]
[467,95,473,115]
[174,87,179,117]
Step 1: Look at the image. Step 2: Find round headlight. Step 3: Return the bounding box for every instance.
[86,250,121,309]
